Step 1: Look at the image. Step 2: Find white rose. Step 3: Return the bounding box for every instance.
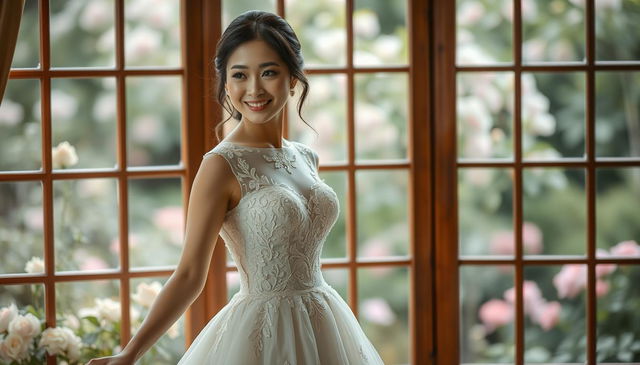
[24,256,45,274]
[61,327,82,361]
[61,313,80,331]
[8,313,41,339]
[1,332,30,361]
[0,338,11,363]
[0,303,18,332]
[39,327,69,356]
[132,281,163,308]
[95,298,121,323]
[78,306,99,319]
[52,141,79,169]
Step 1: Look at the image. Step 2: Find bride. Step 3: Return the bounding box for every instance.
[87,10,384,365]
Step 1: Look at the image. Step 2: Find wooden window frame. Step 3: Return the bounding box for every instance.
[433,1,640,364]
[1,0,439,363]
[1,1,225,363]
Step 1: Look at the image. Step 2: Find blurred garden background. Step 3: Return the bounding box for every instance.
[456,0,640,363]
[1,0,638,364]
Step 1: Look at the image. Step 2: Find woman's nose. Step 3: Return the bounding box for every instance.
[247,76,264,96]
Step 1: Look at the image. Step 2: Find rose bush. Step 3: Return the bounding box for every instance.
[0,276,178,365]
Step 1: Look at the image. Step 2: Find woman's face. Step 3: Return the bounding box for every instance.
[225,39,296,125]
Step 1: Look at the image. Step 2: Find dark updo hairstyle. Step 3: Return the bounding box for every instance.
[213,10,316,142]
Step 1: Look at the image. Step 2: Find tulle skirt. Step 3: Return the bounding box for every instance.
[177,283,384,364]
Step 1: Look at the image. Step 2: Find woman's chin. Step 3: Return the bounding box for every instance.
[242,115,276,125]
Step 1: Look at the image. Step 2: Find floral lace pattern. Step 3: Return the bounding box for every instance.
[193,140,382,364]
[262,150,297,174]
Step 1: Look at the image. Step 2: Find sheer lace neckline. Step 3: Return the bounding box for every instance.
[220,138,291,150]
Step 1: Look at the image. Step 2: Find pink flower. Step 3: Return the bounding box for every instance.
[80,256,109,271]
[489,222,544,255]
[490,231,513,255]
[153,206,184,245]
[596,280,610,298]
[478,299,513,333]
[504,280,545,315]
[361,239,392,276]
[553,264,586,299]
[595,249,617,278]
[360,298,395,326]
[110,233,140,254]
[610,240,640,257]
[531,301,561,331]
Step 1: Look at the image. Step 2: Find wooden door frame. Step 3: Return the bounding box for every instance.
[433,0,458,363]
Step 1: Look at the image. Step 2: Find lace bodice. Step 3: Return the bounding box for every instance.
[203,138,340,295]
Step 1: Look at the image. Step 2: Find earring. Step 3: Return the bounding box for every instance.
[290,90,295,96]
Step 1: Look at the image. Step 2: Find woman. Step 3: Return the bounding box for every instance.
[88,10,384,364]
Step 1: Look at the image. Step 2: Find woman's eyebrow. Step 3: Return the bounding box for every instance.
[230,61,280,69]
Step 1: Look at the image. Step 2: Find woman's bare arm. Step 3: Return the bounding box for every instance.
[89,154,235,364]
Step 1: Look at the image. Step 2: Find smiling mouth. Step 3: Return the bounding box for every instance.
[245,100,272,111]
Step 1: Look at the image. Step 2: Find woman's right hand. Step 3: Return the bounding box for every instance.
[86,352,135,365]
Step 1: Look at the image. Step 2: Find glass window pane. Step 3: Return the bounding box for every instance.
[131,277,186,364]
[356,170,408,258]
[522,0,585,63]
[354,0,408,66]
[289,74,348,163]
[522,72,585,160]
[595,0,640,61]
[596,264,640,362]
[358,266,409,364]
[50,0,116,68]
[457,72,514,160]
[56,280,120,357]
[222,0,276,29]
[355,73,408,161]
[523,168,586,256]
[126,76,182,167]
[226,242,237,267]
[0,181,44,275]
[596,168,640,257]
[319,171,347,259]
[53,178,119,272]
[227,270,241,301]
[11,0,40,69]
[456,0,513,65]
[286,0,346,67]
[51,78,117,170]
[322,267,348,301]
[595,71,640,158]
[460,265,514,363]
[524,265,586,363]
[125,0,181,67]
[458,168,514,256]
[129,177,184,268]
[0,284,45,319]
[0,79,41,171]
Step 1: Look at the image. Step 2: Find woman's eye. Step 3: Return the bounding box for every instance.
[231,72,245,79]
[262,70,277,77]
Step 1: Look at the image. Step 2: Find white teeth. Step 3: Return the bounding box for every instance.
[246,100,269,107]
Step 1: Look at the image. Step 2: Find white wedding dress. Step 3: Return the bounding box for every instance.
[176,138,385,364]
